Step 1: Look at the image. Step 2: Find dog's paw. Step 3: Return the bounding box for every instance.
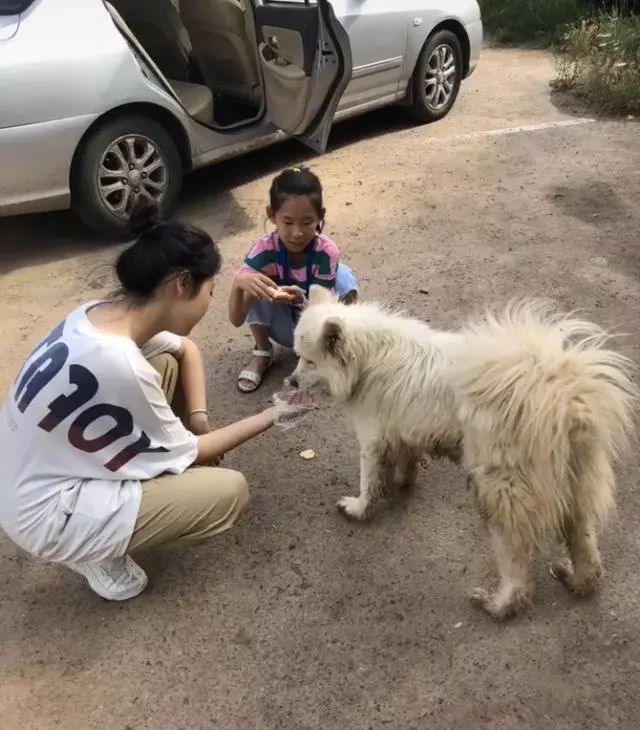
[337,496,369,521]
[470,587,527,621]
[470,587,489,602]
[470,587,492,610]
[549,559,573,585]
[549,560,601,597]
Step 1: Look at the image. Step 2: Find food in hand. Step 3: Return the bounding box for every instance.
[273,288,295,302]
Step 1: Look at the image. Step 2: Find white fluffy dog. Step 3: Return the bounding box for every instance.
[291,286,637,619]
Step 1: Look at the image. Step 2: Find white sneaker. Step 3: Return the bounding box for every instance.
[65,555,148,601]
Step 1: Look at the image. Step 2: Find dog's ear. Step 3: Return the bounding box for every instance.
[308,284,333,307]
[322,317,345,360]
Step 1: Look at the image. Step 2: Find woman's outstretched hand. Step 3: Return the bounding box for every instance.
[270,389,316,430]
[193,392,316,466]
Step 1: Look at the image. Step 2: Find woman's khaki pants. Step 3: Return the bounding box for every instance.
[127,354,249,552]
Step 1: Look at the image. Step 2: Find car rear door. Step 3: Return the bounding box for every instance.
[251,0,352,153]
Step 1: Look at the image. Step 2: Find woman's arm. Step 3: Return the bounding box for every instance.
[194,390,315,465]
[194,407,277,465]
[175,338,210,435]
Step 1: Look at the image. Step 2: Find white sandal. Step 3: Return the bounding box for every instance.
[238,349,274,393]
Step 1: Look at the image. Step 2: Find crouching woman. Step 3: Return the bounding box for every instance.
[0,207,292,601]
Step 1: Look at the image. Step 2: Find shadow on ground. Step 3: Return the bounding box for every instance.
[0,108,413,276]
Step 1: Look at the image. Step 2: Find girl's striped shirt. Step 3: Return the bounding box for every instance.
[237,231,339,291]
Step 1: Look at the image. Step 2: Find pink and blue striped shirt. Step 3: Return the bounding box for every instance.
[238,231,340,291]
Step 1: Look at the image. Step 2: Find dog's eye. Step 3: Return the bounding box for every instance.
[304,358,315,367]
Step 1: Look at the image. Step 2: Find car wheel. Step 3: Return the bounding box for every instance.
[71,114,183,239]
[406,30,464,124]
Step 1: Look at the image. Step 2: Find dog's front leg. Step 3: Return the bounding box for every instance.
[337,445,384,522]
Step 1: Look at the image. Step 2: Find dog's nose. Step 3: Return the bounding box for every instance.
[287,374,299,389]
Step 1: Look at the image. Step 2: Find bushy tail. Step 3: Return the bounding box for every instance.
[449,300,637,529]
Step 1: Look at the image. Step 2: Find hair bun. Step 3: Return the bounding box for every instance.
[128,200,162,237]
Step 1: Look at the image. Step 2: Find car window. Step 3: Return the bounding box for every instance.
[0,0,34,13]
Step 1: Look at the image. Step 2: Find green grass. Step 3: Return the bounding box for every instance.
[554,11,640,113]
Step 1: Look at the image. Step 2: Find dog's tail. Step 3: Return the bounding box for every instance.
[449,300,637,531]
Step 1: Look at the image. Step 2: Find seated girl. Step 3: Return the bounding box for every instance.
[228,167,358,393]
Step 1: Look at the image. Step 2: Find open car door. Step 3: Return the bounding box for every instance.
[252,0,351,153]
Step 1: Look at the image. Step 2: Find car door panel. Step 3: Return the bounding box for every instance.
[258,22,308,123]
[258,39,310,130]
[260,25,305,67]
[251,0,351,152]
[253,4,318,72]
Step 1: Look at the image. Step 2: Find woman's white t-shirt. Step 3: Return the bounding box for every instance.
[0,303,198,563]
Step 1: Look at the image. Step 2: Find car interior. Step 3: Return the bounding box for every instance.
[108,0,264,129]
[106,0,338,137]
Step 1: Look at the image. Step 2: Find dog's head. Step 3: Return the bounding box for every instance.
[290,285,357,402]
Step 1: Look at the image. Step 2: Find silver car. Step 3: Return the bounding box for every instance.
[0,0,482,236]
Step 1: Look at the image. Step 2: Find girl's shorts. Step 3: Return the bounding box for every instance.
[245,264,358,349]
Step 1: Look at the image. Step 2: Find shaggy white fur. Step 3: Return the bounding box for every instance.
[291,287,637,619]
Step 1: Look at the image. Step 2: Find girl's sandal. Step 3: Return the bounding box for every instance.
[237,349,274,393]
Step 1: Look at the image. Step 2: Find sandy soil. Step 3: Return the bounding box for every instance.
[1,49,639,729]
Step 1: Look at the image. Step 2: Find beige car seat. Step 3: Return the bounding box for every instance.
[180,0,261,104]
[106,1,214,125]
[171,81,214,125]
[110,0,193,81]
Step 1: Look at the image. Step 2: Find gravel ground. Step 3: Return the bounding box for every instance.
[1,49,639,730]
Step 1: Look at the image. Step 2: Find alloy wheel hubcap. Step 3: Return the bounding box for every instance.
[97,135,168,218]
[425,44,457,111]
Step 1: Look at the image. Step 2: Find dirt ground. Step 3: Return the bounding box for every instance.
[1,49,639,729]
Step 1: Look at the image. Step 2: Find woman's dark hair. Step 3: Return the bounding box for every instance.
[269,167,325,231]
[115,203,221,299]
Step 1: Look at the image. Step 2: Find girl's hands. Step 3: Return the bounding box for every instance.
[234,272,278,301]
[232,273,306,305]
[277,285,306,305]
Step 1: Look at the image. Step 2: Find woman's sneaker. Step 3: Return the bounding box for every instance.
[65,555,148,601]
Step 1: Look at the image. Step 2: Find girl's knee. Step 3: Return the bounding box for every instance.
[336,263,358,301]
[246,299,275,327]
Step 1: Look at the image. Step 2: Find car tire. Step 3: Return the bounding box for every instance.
[406,30,464,124]
[71,114,183,239]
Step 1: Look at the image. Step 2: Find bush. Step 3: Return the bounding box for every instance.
[479,0,640,44]
[554,11,640,113]
[479,0,588,44]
